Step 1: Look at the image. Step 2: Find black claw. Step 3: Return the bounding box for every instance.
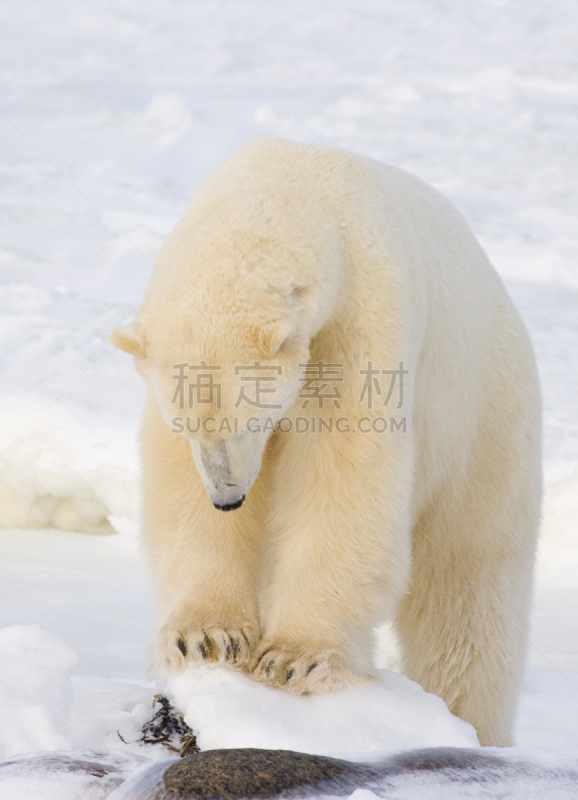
[257,646,273,666]
[230,638,241,657]
[177,638,187,657]
[225,644,232,658]
[286,668,295,682]
[264,659,275,674]
[306,662,318,676]
[242,631,251,648]
[198,641,207,659]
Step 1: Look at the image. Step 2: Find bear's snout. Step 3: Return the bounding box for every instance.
[213,496,246,512]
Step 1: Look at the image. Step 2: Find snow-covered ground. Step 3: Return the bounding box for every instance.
[1,0,577,797]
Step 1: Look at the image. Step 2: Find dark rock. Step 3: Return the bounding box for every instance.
[163,748,377,799]
[107,746,578,800]
[387,746,508,778]
[0,754,118,778]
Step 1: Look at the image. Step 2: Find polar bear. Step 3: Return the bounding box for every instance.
[110,138,541,747]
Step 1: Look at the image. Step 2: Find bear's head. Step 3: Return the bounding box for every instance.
[109,155,343,510]
[109,274,313,511]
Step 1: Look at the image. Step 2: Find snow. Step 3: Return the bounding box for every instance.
[0,750,146,800]
[0,0,577,796]
[0,626,77,758]
[165,664,479,755]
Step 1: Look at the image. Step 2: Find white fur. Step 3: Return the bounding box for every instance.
[110,138,542,747]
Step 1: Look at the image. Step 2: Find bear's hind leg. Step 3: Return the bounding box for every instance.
[396,399,541,746]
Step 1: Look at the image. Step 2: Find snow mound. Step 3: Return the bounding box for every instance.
[0,411,137,536]
[0,625,78,759]
[166,664,479,756]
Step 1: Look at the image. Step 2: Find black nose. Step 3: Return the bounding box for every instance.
[213,496,245,512]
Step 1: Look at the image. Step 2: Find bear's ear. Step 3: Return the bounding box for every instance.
[108,323,146,357]
[259,318,296,357]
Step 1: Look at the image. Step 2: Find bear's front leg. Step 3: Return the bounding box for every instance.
[141,394,266,677]
[254,425,412,694]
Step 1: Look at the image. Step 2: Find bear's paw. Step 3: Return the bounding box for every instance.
[251,640,363,695]
[152,619,259,674]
